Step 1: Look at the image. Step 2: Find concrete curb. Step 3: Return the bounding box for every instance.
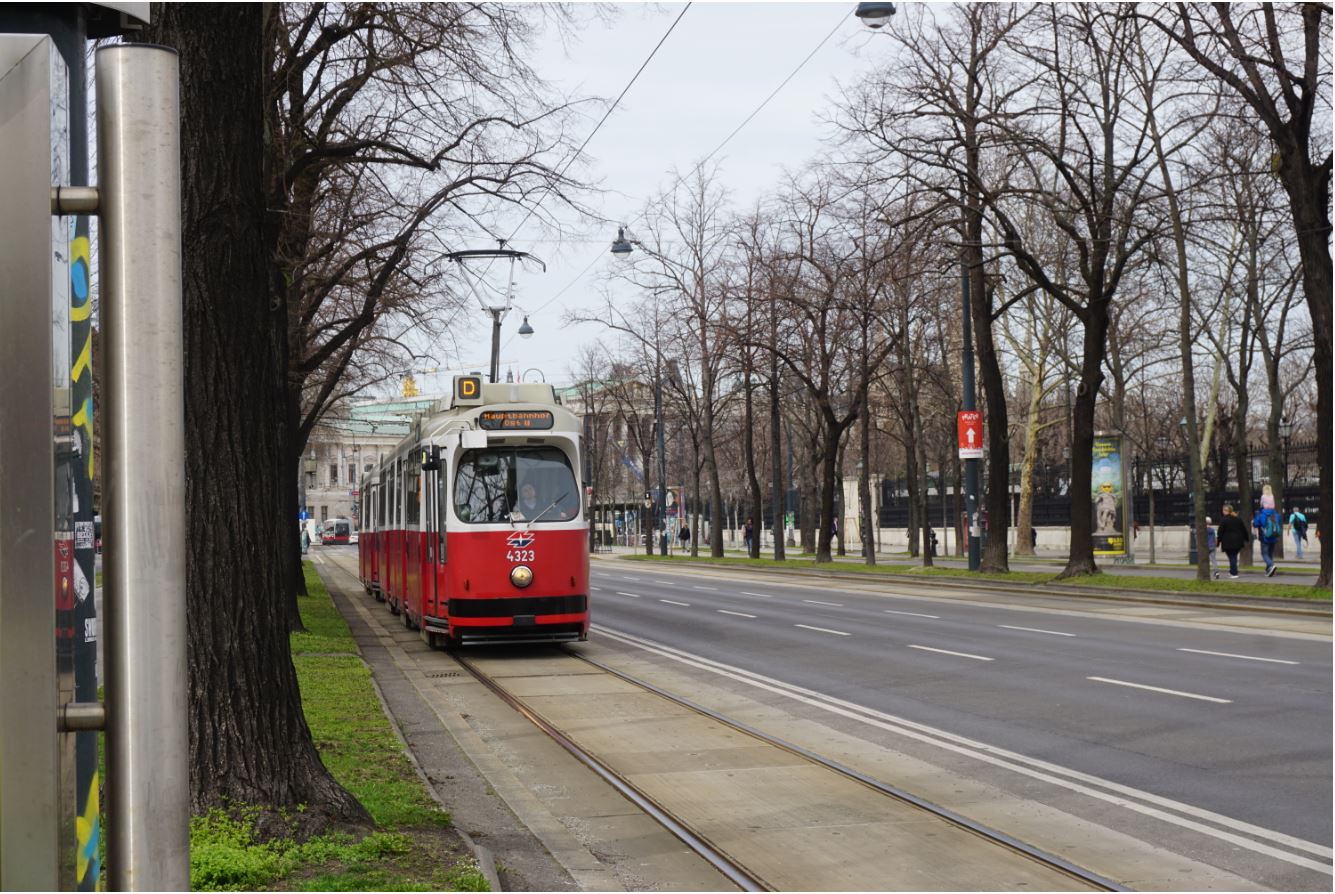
[600,555,1333,618]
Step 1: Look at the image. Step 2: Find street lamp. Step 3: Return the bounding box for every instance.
[853,2,924,562]
[1279,416,1293,491]
[853,2,897,28]
[611,229,667,556]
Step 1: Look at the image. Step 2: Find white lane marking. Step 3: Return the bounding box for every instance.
[1177,648,1299,666]
[998,624,1075,637]
[614,591,641,598]
[740,591,774,598]
[884,609,940,619]
[593,625,1332,871]
[718,609,757,619]
[803,599,843,607]
[693,586,719,591]
[589,586,603,592]
[795,624,850,636]
[621,576,641,581]
[1087,676,1232,704]
[660,599,691,607]
[908,644,993,661]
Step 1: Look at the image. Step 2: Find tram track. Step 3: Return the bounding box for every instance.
[453,647,1125,892]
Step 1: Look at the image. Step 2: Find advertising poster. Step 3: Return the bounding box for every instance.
[1091,434,1126,556]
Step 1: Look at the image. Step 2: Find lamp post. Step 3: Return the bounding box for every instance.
[611,227,667,556]
[1279,416,1293,559]
[1279,417,1293,488]
[1181,417,1196,565]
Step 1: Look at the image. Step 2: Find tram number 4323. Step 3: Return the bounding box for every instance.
[507,550,535,563]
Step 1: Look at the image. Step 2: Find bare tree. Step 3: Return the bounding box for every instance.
[612,165,734,556]
[981,5,1162,578]
[140,3,368,834]
[267,4,594,609]
[1150,2,1332,586]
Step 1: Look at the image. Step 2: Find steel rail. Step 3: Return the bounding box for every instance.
[451,653,768,892]
[569,650,1128,893]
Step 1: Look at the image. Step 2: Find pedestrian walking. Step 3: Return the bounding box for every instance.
[1260,484,1276,510]
[1253,502,1282,577]
[678,524,691,551]
[1289,507,1308,559]
[743,517,754,554]
[1205,517,1218,579]
[1216,504,1249,579]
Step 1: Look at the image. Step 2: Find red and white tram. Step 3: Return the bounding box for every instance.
[358,375,590,647]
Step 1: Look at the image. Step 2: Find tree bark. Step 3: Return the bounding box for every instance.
[1057,302,1111,579]
[142,2,368,833]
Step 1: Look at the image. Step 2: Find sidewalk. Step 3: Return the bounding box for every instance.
[600,542,1327,589]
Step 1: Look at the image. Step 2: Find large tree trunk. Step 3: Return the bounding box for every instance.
[144,2,368,833]
[816,425,839,563]
[701,364,725,558]
[971,247,1010,573]
[1278,166,1330,580]
[1274,94,1331,588]
[1057,302,1110,579]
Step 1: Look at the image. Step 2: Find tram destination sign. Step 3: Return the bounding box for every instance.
[478,410,555,431]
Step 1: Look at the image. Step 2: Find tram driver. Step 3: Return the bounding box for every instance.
[513,480,542,519]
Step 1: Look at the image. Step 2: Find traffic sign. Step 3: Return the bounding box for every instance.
[299,510,309,521]
[957,411,983,459]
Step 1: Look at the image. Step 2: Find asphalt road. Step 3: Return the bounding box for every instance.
[586,561,1332,886]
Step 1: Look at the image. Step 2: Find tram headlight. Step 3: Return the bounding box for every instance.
[510,565,534,588]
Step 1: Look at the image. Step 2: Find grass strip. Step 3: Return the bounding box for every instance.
[190,562,486,891]
[621,552,1329,600]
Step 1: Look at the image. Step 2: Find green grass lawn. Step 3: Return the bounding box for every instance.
[190,562,486,891]
[621,552,1330,601]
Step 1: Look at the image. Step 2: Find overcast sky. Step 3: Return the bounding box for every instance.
[413,1,889,392]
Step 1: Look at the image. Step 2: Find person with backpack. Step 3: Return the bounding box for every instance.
[1217,504,1249,579]
[1289,507,1309,559]
[1253,502,1282,577]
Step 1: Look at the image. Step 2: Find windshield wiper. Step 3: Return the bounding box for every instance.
[526,492,569,529]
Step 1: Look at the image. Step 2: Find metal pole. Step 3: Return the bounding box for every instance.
[960,263,981,571]
[655,361,668,556]
[489,308,502,383]
[97,44,190,891]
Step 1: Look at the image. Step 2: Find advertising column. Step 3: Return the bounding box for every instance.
[1091,434,1127,558]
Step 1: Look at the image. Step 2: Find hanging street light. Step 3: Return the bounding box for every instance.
[853,2,897,29]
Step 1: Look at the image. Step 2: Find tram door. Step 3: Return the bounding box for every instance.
[424,447,444,617]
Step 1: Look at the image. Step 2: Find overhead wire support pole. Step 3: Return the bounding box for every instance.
[98,43,190,890]
[960,260,981,572]
[447,246,543,384]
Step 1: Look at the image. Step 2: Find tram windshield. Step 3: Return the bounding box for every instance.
[454,446,579,524]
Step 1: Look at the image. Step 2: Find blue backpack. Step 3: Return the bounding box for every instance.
[1262,511,1281,541]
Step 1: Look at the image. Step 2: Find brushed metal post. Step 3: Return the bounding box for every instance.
[0,34,61,890]
[96,44,189,891]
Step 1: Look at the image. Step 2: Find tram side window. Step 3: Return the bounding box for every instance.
[454,446,578,524]
[378,475,387,529]
[405,465,421,527]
